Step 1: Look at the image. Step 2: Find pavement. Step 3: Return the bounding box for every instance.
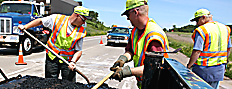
[168,47,232,89]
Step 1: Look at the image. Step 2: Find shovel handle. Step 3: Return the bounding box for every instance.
[22,29,90,84]
[74,68,90,84]
[92,71,114,89]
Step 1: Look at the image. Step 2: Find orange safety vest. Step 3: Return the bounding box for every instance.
[192,21,231,66]
[46,14,87,62]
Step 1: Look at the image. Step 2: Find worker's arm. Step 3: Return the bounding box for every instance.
[123,51,133,62]
[227,48,231,63]
[68,51,82,71]
[131,65,144,76]
[187,50,201,68]
[23,18,43,29]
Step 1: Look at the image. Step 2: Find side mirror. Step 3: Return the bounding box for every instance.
[107,31,111,33]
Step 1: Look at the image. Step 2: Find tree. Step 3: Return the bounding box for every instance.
[163,28,167,32]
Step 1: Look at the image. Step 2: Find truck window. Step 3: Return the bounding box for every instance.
[0,3,31,14]
[111,28,129,34]
[33,5,39,16]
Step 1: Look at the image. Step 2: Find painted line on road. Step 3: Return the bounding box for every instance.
[83,35,106,41]
[0,64,43,79]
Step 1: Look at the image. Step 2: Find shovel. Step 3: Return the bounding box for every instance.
[22,29,90,84]
[92,71,114,89]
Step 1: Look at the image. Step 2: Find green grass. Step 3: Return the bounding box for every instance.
[167,32,232,79]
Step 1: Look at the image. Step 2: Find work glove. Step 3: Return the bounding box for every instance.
[110,55,128,71]
[110,65,132,82]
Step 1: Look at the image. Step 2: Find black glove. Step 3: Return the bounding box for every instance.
[110,55,128,71]
[110,65,132,82]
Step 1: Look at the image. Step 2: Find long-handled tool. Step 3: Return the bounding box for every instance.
[22,29,90,84]
[92,71,114,89]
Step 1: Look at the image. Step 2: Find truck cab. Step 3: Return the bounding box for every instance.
[106,27,132,46]
[0,1,49,55]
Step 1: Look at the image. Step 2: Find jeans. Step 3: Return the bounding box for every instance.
[208,81,219,89]
[45,54,76,82]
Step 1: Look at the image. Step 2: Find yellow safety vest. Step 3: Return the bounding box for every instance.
[192,21,231,66]
[46,14,86,63]
[131,18,169,88]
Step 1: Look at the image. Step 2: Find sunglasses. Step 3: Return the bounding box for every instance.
[78,14,86,22]
[195,16,203,22]
[126,9,139,20]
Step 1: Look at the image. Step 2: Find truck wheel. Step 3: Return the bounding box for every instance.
[21,36,33,55]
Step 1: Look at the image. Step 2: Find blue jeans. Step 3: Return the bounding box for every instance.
[207,81,219,89]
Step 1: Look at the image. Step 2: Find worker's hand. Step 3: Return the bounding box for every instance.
[187,63,193,69]
[18,25,25,30]
[110,55,128,71]
[68,62,76,71]
[110,65,132,82]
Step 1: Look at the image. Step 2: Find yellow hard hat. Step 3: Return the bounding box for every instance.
[190,9,211,22]
[121,0,148,16]
[74,6,91,19]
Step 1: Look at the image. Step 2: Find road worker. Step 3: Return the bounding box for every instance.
[187,9,231,89]
[110,0,170,88]
[18,6,91,82]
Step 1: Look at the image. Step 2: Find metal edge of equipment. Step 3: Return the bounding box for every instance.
[22,29,90,84]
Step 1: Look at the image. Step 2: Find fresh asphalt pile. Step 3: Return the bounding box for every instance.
[0,75,116,89]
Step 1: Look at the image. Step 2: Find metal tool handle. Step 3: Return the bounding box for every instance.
[22,29,90,84]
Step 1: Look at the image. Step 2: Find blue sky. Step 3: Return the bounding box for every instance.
[82,0,232,29]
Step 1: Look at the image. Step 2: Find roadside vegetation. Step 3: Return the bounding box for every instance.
[85,11,110,36]
[167,32,232,79]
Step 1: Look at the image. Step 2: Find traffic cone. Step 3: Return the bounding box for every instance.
[99,36,104,44]
[15,43,27,65]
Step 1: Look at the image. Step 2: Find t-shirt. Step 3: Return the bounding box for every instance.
[41,14,83,51]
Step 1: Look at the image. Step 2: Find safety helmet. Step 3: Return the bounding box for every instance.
[190,9,211,22]
[121,0,148,16]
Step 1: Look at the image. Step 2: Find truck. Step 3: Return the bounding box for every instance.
[106,27,132,46]
[0,1,50,55]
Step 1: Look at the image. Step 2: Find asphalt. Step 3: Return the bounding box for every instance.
[168,47,232,89]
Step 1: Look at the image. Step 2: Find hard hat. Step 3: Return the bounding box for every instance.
[190,9,211,22]
[121,0,148,16]
[74,6,91,19]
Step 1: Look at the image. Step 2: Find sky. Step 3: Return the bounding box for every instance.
[81,0,232,29]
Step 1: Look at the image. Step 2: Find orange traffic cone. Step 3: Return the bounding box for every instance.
[15,43,27,65]
[99,36,104,44]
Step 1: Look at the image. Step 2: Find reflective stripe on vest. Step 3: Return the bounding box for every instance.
[46,14,86,62]
[192,22,230,66]
[131,18,169,83]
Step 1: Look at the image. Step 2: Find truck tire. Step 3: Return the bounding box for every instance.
[21,36,34,55]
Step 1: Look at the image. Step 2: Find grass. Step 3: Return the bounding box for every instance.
[167,32,232,79]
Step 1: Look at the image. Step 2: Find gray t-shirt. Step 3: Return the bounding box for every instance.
[41,14,83,51]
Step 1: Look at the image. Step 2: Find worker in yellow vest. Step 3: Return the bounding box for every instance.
[18,6,91,82]
[187,9,231,89]
[110,0,169,88]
